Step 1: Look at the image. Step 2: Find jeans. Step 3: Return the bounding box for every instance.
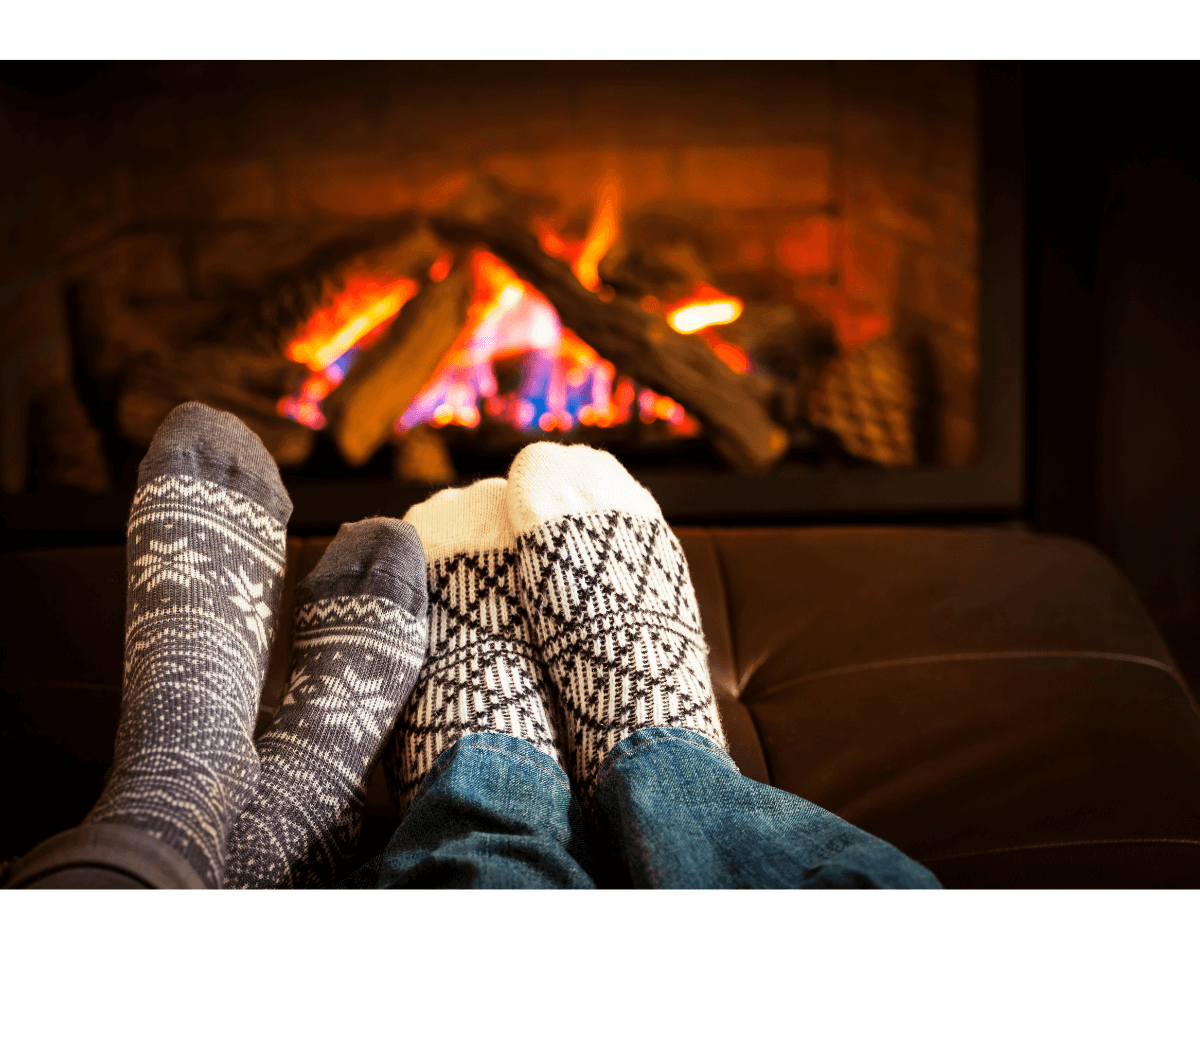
[343,728,941,889]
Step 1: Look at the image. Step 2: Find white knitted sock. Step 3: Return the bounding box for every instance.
[506,443,727,804]
[224,518,428,888]
[383,478,566,817]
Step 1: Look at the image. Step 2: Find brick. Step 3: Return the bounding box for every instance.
[679,145,830,209]
[775,217,832,277]
[192,223,353,296]
[897,249,977,342]
[0,275,72,492]
[844,159,976,263]
[120,234,188,299]
[926,330,979,467]
[132,161,277,223]
[841,222,900,307]
[282,153,443,219]
[484,148,675,215]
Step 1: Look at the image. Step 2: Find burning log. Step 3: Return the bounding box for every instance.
[393,423,456,484]
[238,218,444,359]
[431,180,788,473]
[322,265,472,466]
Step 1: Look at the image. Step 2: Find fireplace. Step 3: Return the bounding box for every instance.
[0,61,1023,538]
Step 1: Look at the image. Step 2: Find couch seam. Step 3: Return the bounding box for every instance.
[752,649,1193,704]
[919,836,1200,863]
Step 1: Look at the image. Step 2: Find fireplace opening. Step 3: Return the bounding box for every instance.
[0,61,1023,536]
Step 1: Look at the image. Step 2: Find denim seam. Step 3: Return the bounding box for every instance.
[596,731,737,789]
[410,740,573,812]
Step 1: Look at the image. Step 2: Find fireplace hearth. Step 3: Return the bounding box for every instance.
[0,61,1024,537]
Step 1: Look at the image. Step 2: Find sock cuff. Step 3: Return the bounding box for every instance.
[506,442,661,535]
[296,518,427,615]
[137,401,292,525]
[403,478,513,562]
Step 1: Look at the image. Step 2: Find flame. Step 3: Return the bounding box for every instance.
[573,176,622,292]
[395,249,695,438]
[277,274,418,428]
[428,249,453,282]
[279,194,708,443]
[534,175,623,293]
[286,275,417,372]
[709,340,751,373]
[667,285,743,334]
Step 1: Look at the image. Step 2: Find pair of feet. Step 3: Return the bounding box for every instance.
[85,402,726,888]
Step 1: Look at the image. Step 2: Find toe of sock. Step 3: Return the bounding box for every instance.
[506,442,661,534]
[403,478,513,561]
[139,401,291,523]
[298,518,427,614]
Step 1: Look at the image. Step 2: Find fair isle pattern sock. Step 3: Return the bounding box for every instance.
[85,401,292,888]
[223,519,427,889]
[507,442,727,804]
[383,478,566,818]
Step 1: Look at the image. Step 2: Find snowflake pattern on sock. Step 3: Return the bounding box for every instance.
[515,510,726,801]
[224,591,426,888]
[384,546,564,818]
[87,471,288,888]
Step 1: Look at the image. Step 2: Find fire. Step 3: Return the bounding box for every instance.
[667,285,743,334]
[277,274,418,429]
[285,275,417,371]
[534,175,622,293]
[573,176,622,292]
[397,251,672,436]
[279,185,727,445]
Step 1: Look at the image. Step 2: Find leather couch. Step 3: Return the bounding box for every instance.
[3,525,1199,887]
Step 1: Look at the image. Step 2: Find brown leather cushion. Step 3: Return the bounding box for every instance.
[4,527,1198,886]
[677,527,1200,887]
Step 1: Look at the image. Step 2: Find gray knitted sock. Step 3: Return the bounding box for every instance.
[223,519,428,889]
[85,401,292,888]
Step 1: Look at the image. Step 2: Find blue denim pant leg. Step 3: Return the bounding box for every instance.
[592,727,942,889]
[341,732,597,889]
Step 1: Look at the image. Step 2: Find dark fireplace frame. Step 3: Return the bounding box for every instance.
[0,62,1024,543]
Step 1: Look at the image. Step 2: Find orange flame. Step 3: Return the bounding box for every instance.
[572,177,622,292]
[286,275,418,372]
[279,202,711,441]
[428,249,453,283]
[667,284,743,335]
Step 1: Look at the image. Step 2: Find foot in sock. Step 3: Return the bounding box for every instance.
[384,478,566,817]
[506,442,727,804]
[223,518,427,888]
[84,401,292,888]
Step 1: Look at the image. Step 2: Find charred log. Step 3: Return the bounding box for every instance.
[431,180,787,473]
[322,265,472,467]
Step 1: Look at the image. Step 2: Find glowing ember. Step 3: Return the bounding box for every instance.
[708,339,751,373]
[668,288,744,334]
[428,249,453,283]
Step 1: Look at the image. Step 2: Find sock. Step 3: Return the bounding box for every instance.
[223,518,427,888]
[384,478,566,817]
[85,401,292,888]
[506,442,727,804]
